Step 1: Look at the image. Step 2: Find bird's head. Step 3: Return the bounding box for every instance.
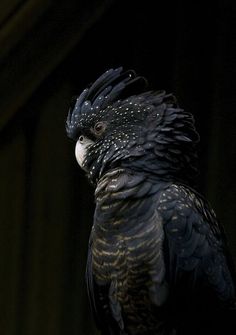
[66,67,199,185]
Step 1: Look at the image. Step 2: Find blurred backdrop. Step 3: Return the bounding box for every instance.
[0,1,236,334]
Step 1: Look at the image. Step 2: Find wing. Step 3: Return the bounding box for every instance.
[86,235,125,335]
[159,184,236,333]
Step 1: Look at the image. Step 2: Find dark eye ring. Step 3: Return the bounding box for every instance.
[93,122,106,135]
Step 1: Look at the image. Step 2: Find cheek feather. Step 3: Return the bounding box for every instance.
[75,137,94,168]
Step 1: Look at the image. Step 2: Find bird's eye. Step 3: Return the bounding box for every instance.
[93,122,106,136]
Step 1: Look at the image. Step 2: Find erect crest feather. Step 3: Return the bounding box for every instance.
[66,67,147,139]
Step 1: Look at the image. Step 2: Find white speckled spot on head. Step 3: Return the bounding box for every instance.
[75,136,94,169]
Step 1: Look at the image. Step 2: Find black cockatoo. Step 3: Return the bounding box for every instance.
[66,67,236,335]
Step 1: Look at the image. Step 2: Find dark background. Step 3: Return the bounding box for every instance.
[0,1,236,334]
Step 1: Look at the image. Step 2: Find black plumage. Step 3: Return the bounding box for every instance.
[66,67,236,334]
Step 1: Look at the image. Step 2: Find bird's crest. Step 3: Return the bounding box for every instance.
[66,67,147,139]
